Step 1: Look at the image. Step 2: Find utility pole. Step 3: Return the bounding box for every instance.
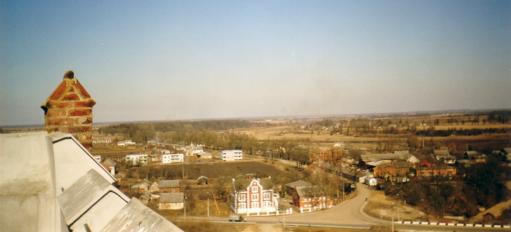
[184,194,187,219]
[391,203,395,232]
[207,197,210,217]
[181,161,185,179]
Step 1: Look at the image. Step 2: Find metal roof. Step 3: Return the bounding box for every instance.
[160,192,184,203]
[159,180,180,188]
[101,198,183,232]
[58,169,129,225]
[285,180,312,189]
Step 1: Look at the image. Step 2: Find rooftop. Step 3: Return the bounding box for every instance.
[101,198,183,232]
[160,192,184,203]
[159,180,180,188]
[285,180,312,189]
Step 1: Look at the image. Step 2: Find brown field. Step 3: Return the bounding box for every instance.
[234,126,404,142]
[147,160,290,179]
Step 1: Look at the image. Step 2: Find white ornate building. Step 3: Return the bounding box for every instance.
[232,179,279,215]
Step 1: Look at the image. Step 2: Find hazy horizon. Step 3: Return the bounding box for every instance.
[1,0,510,126]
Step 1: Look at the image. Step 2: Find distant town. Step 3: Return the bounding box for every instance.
[2,74,510,231]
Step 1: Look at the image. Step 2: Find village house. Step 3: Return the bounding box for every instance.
[361,150,411,164]
[149,181,160,193]
[117,139,136,146]
[92,134,113,144]
[180,143,205,156]
[434,148,456,165]
[373,160,411,182]
[416,160,457,178]
[131,181,150,193]
[125,153,148,165]
[233,178,279,215]
[358,172,378,187]
[407,155,420,166]
[161,153,184,164]
[197,176,209,185]
[285,180,312,195]
[504,148,511,161]
[221,150,243,161]
[465,150,487,163]
[197,151,213,159]
[159,192,184,210]
[159,180,181,193]
[286,180,332,213]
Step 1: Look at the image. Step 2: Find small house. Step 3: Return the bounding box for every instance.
[159,192,184,210]
[159,180,181,193]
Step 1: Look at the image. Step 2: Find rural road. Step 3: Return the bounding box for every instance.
[247,183,379,225]
[177,183,510,231]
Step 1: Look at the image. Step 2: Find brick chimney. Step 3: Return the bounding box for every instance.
[41,71,96,149]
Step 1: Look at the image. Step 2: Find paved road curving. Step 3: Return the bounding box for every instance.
[247,183,383,225]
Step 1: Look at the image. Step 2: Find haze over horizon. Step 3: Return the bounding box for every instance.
[1,0,510,126]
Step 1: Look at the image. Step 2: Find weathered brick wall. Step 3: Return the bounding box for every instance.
[42,71,95,150]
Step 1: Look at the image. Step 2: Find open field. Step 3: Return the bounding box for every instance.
[234,126,404,142]
[142,160,292,179]
[364,190,426,222]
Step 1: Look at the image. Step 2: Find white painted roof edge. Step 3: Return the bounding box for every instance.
[49,133,117,183]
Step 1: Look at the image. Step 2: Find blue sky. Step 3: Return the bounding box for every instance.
[1,0,510,126]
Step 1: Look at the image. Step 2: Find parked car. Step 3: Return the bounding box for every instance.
[228,215,244,222]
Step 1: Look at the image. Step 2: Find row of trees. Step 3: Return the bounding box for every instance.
[385,154,509,217]
[100,121,313,165]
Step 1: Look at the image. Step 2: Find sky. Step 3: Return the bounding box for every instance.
[1,0,510,126]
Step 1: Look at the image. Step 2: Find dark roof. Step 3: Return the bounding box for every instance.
[285,180,312,189]
[160,192,184,203]
[296,186,325,198]
[361,153,410,162]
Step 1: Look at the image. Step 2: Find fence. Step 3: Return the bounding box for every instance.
[398,220,511,229]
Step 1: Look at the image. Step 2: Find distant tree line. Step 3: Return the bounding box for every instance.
[99,120,311,165]
[415,128,511,137]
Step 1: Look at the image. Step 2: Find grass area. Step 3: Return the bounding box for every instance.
[364,190,426,221]
[149,160,291,179]
[91,144,145,156]
[235,126,404,142]
[155,197,233,217]
[171,221,248,232]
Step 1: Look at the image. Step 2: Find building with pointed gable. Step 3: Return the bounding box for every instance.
[41,71,95,150]
[232,178,279,215]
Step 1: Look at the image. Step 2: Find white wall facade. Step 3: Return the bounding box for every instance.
[161,154,184,164]
[221,150,243,161]
[233,179,278,214]
[125,154,148,165]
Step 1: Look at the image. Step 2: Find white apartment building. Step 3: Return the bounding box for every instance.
[125,153,148,165]
[221,150,243,161]
[162,153,184,164]
[117,140,136,146]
